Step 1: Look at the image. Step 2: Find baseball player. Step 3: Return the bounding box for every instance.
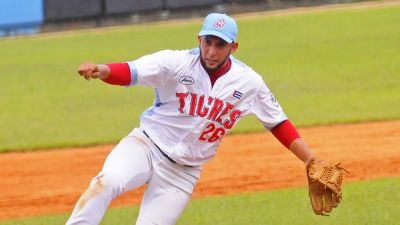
[67,13,344,225]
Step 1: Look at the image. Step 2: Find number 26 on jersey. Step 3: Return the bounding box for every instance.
[198,122,225,143]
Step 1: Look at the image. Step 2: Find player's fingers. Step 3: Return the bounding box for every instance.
[78,67,90,78]
[79,68,91,80]
[91,71,100,79]
[84,74,91,81]
[322,188,333,213]
[78,62,96,77]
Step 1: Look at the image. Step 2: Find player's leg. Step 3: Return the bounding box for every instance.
[66,130,152,225]
[135,147,201,225]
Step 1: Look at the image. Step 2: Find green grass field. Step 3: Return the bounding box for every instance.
[0,178,398,225]
[0,4,399,152]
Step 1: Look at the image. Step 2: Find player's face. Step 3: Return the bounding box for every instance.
[198,35,238,71]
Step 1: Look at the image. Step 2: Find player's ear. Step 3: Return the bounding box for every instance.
[197,36,202,44]
[230,42,239,54]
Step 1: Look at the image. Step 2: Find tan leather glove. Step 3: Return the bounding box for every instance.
[306,158,347,215]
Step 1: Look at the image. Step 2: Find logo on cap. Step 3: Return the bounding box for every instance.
[214,19,226,29]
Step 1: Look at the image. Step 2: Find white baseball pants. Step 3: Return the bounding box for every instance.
[66,128,201,225]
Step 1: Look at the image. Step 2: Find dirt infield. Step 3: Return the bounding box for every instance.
[0,120,399,220]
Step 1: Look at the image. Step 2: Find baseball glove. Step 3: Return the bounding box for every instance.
[306,158,347,216]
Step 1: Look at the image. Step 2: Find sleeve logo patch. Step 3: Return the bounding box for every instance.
[178,76,195,85]
[269,90,279,107]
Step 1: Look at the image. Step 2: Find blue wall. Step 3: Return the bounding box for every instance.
[0,0,44,35]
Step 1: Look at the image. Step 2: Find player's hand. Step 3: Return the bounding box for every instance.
[306,158,347,215]
[78,62,102,81]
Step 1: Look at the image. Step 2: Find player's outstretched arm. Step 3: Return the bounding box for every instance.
[271,120,346,216]
[288,138,315,164]
[77,62,110,81]
[271,120,315,163]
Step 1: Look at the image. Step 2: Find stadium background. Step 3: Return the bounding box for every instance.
[1,0,355,36]
[0,0,399,224]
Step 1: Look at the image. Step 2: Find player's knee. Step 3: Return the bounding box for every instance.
[89,173,125,198]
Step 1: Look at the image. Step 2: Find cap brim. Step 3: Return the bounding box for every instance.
[198,30,233,43]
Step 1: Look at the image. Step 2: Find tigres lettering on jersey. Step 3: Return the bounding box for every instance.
[126,48,287,166]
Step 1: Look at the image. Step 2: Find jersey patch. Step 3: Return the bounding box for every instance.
[269,90,280,107]
[178,76,195,85]
[232,90,243,99]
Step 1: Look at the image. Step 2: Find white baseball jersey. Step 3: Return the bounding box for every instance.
[127,48,287,166]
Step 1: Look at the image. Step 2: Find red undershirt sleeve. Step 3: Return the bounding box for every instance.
[101,63,131,86]
[271,120,301,149]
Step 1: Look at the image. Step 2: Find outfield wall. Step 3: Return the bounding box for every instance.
[0,0,44,36]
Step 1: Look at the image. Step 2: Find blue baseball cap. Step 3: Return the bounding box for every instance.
[198,13,238,43]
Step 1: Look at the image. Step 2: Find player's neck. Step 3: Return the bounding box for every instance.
[201,58,232,87]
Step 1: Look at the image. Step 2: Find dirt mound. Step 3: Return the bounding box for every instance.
[0,121,399,220]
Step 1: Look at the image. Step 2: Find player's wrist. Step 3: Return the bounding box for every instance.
[97,64,110,80]
[304,154,316,165]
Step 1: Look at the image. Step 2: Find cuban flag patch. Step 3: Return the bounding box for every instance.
[233,90,243,99]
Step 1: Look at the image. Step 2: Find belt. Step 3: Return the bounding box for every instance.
[142,130,192,167]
